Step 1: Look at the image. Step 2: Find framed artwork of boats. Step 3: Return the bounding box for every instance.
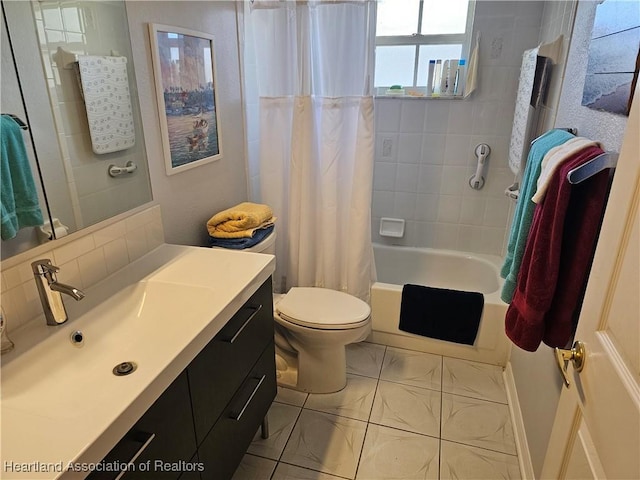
[148,24,223,175]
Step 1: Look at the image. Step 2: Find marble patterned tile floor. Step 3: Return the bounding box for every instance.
[232,343,521,480]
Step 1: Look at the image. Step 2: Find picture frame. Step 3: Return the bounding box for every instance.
[581,0,640,117]
[148,24,223,175]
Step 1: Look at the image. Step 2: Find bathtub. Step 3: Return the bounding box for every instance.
[369,244,511,366]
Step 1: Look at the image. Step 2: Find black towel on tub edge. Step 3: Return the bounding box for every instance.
[399,284,484,345]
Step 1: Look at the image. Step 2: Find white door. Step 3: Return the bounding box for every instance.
[541,90,640,479]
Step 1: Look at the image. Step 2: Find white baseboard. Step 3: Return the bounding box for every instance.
[504,362,535,480]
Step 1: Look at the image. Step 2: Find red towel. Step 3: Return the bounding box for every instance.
[505,146,609,351]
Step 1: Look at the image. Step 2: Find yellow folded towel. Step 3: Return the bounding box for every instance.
[210,218,275,239]
[207,202,274,238]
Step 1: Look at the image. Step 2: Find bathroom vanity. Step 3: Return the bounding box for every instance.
[0,245,276,480]
[89,279,275,480]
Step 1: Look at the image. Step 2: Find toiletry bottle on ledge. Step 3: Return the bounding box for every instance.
[440,60,449,95]
[427,60,435,96]
[432,60,442,96]
[446,59,459,95]
[454,59,466,96]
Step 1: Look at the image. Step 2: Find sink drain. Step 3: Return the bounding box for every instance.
[113,361,137,376]
[70,330,84,346]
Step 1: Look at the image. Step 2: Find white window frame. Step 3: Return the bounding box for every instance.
[375,0,476,89]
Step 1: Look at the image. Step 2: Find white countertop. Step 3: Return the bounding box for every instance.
[0,244,275,479]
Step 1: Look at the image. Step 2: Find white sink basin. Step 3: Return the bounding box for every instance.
[0,244,275,479]
[2,281,214,418]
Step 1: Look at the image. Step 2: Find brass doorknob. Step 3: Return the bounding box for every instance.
[554,341,586,387]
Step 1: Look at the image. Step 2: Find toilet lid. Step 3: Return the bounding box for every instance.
[276,287,371,330]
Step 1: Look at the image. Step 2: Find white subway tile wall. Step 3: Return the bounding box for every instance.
[1,205,164,334]
[372,1,545,256]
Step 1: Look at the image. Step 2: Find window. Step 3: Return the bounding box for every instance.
[374,0,475,89]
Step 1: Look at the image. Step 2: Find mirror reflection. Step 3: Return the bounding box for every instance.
[1,0,152,260]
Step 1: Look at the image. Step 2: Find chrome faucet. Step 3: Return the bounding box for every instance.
[31,259,85,326]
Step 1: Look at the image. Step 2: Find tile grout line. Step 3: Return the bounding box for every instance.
[269,394,306,479]
[353,345,387,480]
[439,438,520,458]
[366,420,442,441]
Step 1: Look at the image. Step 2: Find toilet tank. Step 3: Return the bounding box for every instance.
[209,229,276,254]
[244,230,276,254]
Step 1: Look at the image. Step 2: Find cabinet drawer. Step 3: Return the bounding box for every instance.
[198,342,276,480]
[178,453,202,480]
[188,278,273,444]
[88,371,196,480]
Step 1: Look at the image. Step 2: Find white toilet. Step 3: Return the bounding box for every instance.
[218,229,371,394]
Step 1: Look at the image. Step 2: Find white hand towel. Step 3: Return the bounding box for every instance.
[532,137,601,203]
[77,55,135,154]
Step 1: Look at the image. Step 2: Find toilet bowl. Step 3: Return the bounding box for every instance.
[212,229,371,393]
[274,287,371,393]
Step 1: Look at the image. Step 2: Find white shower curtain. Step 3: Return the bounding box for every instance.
[245,0,376,300]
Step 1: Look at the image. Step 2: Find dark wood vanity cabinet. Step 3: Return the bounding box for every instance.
[188,279,276,480]
[88,278,275,480]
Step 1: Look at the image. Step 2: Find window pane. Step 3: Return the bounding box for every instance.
[421,0,469,34]
[376,0,420,36]
[375,45,417,87]
[416,44,462,86]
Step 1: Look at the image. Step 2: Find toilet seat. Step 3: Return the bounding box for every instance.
[276,287,370,330]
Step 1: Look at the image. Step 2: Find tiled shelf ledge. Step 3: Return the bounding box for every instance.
[374,87,468,100]
[375,95,466,100]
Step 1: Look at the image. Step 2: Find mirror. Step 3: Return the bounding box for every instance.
[1,0,152,260]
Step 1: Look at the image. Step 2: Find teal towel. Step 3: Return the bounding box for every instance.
[500,129,574,303]
[1,115,44,240]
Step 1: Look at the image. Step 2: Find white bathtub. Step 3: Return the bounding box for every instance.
[369,244,511,366]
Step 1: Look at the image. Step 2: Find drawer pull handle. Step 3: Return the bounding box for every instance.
[226,304,263,344]
[114,432,156,480]
[230,375,266,421]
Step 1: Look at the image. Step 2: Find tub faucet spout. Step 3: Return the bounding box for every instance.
[32,259,85,326]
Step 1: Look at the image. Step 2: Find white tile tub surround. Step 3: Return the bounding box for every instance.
[0,203,163,334]
[372,1,545,256]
